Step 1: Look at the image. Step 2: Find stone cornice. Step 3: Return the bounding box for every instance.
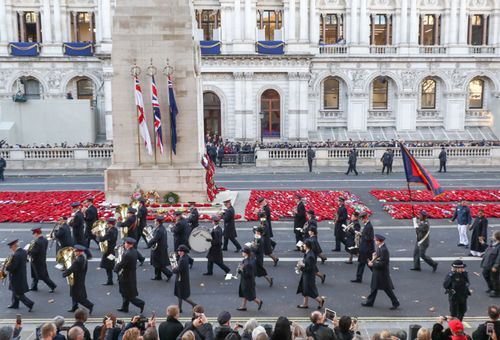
[202,54,313,68]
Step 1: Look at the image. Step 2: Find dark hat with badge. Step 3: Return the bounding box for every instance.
[124,237,136,245]
[106,217,117,224]
[177,244,190,253]
[31,227,42,234]
[127,207,136,214]
[86,197,95,202]
[211,215,221,222]
[254,226,264,234]
[374,234,386,241]
[7,239,18,247]
[359,211,368,218]
[295,194,303,199]
[74,244,87,251]
[188,201,196,205]
[155,215,165,222]
[241,246,252,255]
[419,210,428,217]
[338,197,345,202]
[138,198,147,203]
[452,259,466,268]
[307,209,315,215]
[59,216,68,221]
[71,201,81,208]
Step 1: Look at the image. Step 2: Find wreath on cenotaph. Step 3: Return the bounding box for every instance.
[164,192,180,204]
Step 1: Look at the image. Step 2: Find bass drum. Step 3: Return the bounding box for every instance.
[188,226,212,253]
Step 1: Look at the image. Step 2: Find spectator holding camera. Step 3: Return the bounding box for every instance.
[214,311,241,340]
[97,314,121,340]
[117,315,155,340]
[306,311,336,340]
[472,306,500,340]
[335,316,360,340]
[176,309,214,340]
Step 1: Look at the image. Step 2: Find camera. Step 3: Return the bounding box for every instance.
[134,315,149,331]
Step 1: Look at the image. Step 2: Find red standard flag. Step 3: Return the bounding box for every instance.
[134,76,153,156]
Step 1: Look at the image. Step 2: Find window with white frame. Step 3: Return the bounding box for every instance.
[319,14,344,44]
[468,15,489,45]
[17,11,41,42]
[421,78,437,109]
[70,12,95,43]
[323,77,340,110]
[468,78,485,109]
[419,14,441,45]
[372,77,389,109]
[370,14,392,45]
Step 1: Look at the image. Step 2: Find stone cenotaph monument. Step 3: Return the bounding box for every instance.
[105,0,206,203]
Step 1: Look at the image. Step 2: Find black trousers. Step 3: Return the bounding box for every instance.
[11,292,34,309]
[154,266,173,279]
[382,164,390,174]
[334,223,345,251]
[121,296,145,311]
[223,236,241,251]
[0,168,4,180]
[207,260,230,274]
[31,275,57,290]
[413,243,437,269]
[449,297,467,321]
[346,164,358,175]
[135,227,148,247]
[366,288,399,307]
[72,297,93,311]
[308,159,313,172]
[294,227,304,246]
[105,268,114,283]
[439,161,447,172]
[133,244,145,262]
[218,157,223,167]
[483,268,499,293]
[356,261,372,281]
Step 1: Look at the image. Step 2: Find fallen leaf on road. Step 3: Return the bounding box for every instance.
[48,299,55,303]
[361,296,366,299]
[473,272,481,277]
[429,307,436,312]
[200,283,205,287]
[392,267,399,271]
[413,300,419,303]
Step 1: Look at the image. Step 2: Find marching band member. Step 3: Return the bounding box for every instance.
[222,199,242,252]
[83,197,98,247]
[237,246,263,311]
[147,216,173,281]
[251,227,273,287]
[345,212,361,264]
[63,244,94,314]
[304,210,318,235]
[95,217,118,285]
[203,216,231,276]
[173,245,197,314]
[351,212,374,283]
[257,212,279,266]
[114,237,145,313]
[69,202,92,258]
[28,227,57,292]
[333,197,348,252]
[187,202,200,231]
[257,197,276,249]
[6,239,34,311]
[296,239,325,310]
[293,194,307,251]
[136,198,149,247]
[172,211,191,252]
[361,234,400,310]
[305,228,327,284]
[118,208,145,265]
[54,216,74,253]
[411,210,438,272]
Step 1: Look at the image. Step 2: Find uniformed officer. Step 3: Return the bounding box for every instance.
[54,216,74,253]
[411,210,438,272]
[187,202,199,231]
[83,197,98,247]
[173,245,197,313]
[114,237,145,313]
[172,211,191,252]
[352,212,375,283]
[345,211,361,264]
[361,234,400,310]
[481,231,500,297]
[251,226,274,287]
[293,194,307,250]
[204,215,231,276]
[296,239,325,310]
[69,202,92,259]
[95,218,118,285]
[333,197,348,252]
[258,197,276,249]
[222,199,242,252]
[28,227,57,292]
[238,246,264,311]
[136,198,149,247]
[118,208,145,264]
[443,260,471,321]
[6,239,34,311]
[63,244,94,314]
[257,212,279,266]
[147,216,173,281]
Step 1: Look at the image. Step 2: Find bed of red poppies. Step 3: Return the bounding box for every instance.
[245,190,370,221]
[383,203,500,219]
[370,189,500,202]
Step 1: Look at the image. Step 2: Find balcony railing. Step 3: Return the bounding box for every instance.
[369,45,397,54]
[466,109,492,119]
[419,46,447,54]
[369,110,392,119]
[417,110,441,120]
[319,45,348,55]
[469,46,495,54]
[2,147,113,160]
[320,110,344,118]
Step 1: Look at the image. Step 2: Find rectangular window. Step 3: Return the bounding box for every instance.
[319,14,344,44]
[370,14,392,45]
[373,78,389,109]
[257,10,282,41]
[196,10,220,40]
[17,11,42,42]
[71,12,95,42]
[420,14,440,45]
[469,14,488,45]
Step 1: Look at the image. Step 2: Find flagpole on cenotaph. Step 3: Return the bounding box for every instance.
[130,62,142,165]
[163,59,174,166]
[147,59,158,165]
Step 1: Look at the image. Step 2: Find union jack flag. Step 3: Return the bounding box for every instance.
[151,75,163,155]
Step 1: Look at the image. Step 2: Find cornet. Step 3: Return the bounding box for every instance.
[169,252,178,269]
[295,259,305,275]
[342,222,355,232]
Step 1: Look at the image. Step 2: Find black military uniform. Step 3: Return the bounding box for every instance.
[63,245,94,313]
[345,149,358,175]
[84,199,98,247]
[172,212,191,252]
[297,241,324,309]
[443,260,471,321]
[136,199,149,246]
[0,156,6,181]
[381,150,392,175]
[54,218,74,253]
[251,228,273,286]
[70,202,86,245]
[238,247,263,311]
[119,209,145,263]
[187,203,199,231]
[261,202,274,238]
[293,195,307,248]
[96,218,118,285]
[173,245,196,313]
[481,235,500,297]
[362,235,400,309]
[411,211,438,272]
[114,238,145,313]
[438,147,447,172]
[333,198,348,251]
[307,146,316,172]
[147,216,172,281]
[28,228,57,292]
[345,213,361,262]
[204,216,230,276]
[222,201,242,252]
[353,212,375,283]
[6,240,34,311]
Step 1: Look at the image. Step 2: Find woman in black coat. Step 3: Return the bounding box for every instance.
[469,209,488,256]
[237,247,263,311]
[172,245,197,313]
[258,213,279,266]
[305,228,326,284]
[251,228,273,287]
[296,240,325,309]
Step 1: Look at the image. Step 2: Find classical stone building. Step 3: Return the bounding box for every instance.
[1,0,500,144]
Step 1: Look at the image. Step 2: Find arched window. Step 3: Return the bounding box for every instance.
[323,77,340,110]
[261,89,280,138]
[421,78,436,109]
[203,91,221,136]
[22,78,41,99]
[76,78,94,100]
[372,77,388,109]
[468,78,484,109]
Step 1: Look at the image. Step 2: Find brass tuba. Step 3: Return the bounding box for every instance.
[115,204,129,238]
[56,247,76,286]
[0,256,12,281]
[91,219,108,253]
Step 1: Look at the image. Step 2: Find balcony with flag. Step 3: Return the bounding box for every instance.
[255,28,285,55]
[195,10,221,55]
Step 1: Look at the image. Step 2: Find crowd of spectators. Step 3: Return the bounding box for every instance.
[3,304,498,340]
[0,140,112,149]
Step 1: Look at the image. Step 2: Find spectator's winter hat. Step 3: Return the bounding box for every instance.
[217,311,231,325]
[448,319,464,334]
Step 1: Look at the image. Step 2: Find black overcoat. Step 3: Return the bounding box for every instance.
[187,208,199,230]
[121,215,138,240]
[358,221,375,263]
[294,202,307,229]
[238,257,256,300]
[470,216,488,253]
[252,238,267,277]
[172,218,190,251]
[84,205,98,234]
[207,225,224,263]
[137,206,148,229]
[370,244,394,291]
[262,204,273,237]
[223,206,237,239]
[70,211,86,245]
[297,250,319,298]
[147,224,170,268]
[6,248,29,295]
[28,236,50,280]
[173,255,191,299]
[63,254,88,301]
[55,223,74,251]
[96,227,117,270]
[114,248,139,299]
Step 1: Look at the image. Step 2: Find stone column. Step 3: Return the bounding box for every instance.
[103,68,113,140]
[350,0,358,44]
[409,0,418,45]
[244,0,253,41]
[493,10,500,47]
[220,1,233,44]
[101,0,111,42]
[234,72,244,139]
[42,0,53,43]
[309,0,318,45]
[299,0,308,42]
[448,0,458,45]
[288,73,298,139]
[400,0,408,45]
[233,0,242,41]
[244,72,254,140]
[458,0,467,45]
[0,0,7,43]
[359,0,368,45]
[288,0,296,41]
[53,0,62,43]
[298,73,310,140]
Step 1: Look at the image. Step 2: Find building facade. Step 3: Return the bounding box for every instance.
[0,0,499,144]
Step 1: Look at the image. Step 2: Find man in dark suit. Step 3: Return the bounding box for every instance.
[63,244,94,313]
[222,199,242,252]
[345,148,358,175]
[352,212,375,283]
[114,237,145,313]
[204,216,231,276]
[119,208,145,264]
[55,216,74,253]
[136,198,149,247]
[362,234,400,310]
[95,218,118,285]
[410,210,438,272]
[28,227,57,292]
[481,231,500,297]
[438,146,447,173]
[147,216,172,281]
[83,197,98,247]
[333,197,348,252]
[307,145,316,173]
[173,245,197,313]
[69,202,92,259]
[172,211,191,252]
[293,194,307,251]
[187,202,199,231]
[381,149,392,175]
[237,246,263,311]
[6,239,34,311]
